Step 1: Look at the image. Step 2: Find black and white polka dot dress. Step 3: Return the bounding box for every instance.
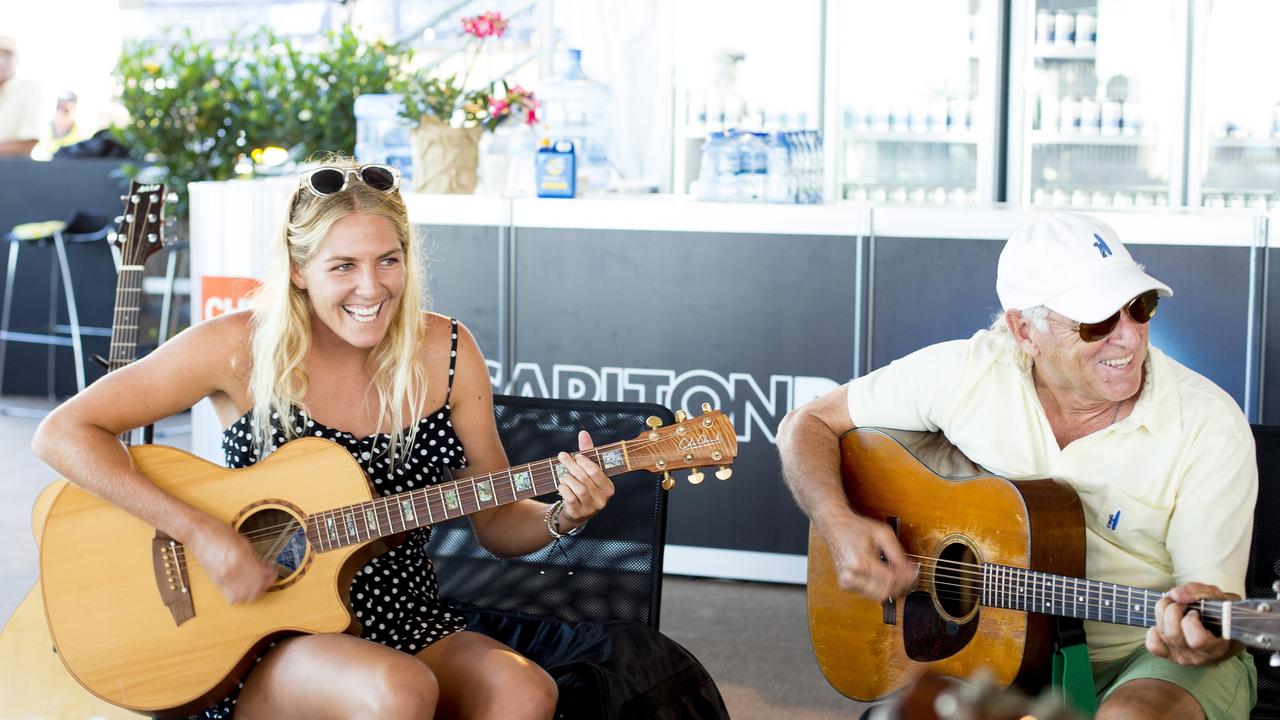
[187,318,470,720]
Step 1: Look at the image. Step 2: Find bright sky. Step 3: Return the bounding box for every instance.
[2,1,124,132]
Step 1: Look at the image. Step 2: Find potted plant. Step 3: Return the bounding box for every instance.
[394,11,539,194]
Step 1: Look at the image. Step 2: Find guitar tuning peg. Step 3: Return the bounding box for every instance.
[147,233,158,243]
[701,402,712,413]
[147,214,157,223]
[165,192,178,204]
[114,215,124,224]
[715,466,733,481]
[106,231,118,242]
[675,409,688,423]
[661,471,674,491]
[688,468,704,484]
[1272,579,1279,598]
[645,416,663,430]
[1271,652,1279,668]
[119,194,128,202]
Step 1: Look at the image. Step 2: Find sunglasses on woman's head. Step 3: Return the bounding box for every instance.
[1051,289,1160,342]
[299,164,400,198]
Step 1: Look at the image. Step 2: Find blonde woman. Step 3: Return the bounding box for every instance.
[32,158,615,719]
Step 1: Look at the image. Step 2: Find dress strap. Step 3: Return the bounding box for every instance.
[445,317,459,406]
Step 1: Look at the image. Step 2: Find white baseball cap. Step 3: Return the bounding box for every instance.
[996,212,1172,323]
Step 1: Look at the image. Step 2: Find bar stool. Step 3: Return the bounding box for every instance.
[0,211,117,415]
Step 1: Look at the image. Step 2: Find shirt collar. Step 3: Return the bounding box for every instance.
[1114,346,1181,438]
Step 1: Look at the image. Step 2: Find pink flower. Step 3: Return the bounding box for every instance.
[525,107,538,125]
[489,98,510,117]
[462,11,507,39]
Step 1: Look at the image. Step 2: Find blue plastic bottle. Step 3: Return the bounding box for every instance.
[536,140,576,198]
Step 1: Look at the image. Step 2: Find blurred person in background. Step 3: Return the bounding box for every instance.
[0,35,44,156]
[33,91,85,160]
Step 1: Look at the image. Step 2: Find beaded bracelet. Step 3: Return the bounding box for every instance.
[544,499,586,539]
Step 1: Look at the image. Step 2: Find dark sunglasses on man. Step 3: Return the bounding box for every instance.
[1051,289,1160,343]
[299,164,400,198]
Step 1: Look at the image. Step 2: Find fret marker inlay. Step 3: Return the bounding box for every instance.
[512,471,532,491]
[444,488,459,510]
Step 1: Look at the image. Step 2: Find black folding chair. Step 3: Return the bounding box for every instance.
[424,394,728,720]
[1248,425,1280,719]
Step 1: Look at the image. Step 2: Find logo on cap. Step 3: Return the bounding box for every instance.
[1093,233,1113,259]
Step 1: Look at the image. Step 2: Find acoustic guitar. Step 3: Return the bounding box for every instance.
[1,181,171,719]
[808,427,1279,701]
[39,407,738,715]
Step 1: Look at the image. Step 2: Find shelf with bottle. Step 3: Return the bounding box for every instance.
[1030,186,1169,209]
[1200,191,1279,210]
[845,131,979,145]
[1210,137,1280,150]
[1033,8,1097,58]
[845,184,977,206]
[1030,132,1157,147]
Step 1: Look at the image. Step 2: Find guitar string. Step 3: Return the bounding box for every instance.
[907,558,1254,621]
[181,430,716,546]
[112,189,158,369]
[166,431,721,553]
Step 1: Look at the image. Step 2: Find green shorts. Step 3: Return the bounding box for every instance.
[1093,646,1257,719]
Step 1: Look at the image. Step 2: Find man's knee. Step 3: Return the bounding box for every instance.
[1097,678,1204,720]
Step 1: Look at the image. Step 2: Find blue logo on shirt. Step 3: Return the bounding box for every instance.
[1093,233,1113,259]
[1106,510,1122,531]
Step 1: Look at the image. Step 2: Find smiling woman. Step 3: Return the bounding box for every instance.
[30,154,620,720]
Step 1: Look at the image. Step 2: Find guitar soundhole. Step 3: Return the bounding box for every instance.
[237,507,310,584]
[934,540,981,622]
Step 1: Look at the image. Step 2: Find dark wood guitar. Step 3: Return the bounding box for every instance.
[808,427,1279,701]
[39,407,737,715]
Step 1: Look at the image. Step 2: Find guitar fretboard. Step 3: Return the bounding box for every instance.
[109,266,144,372]
[979,563,1217,631]
[304,443,631,552]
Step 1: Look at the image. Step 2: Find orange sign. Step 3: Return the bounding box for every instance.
[201,276,261,320]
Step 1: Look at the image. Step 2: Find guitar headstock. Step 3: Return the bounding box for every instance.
[624,403,738,490]
[108,180,176,266]
[1230,581,1280,665]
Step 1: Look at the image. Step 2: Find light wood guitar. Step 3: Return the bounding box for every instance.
[1,181,172,718]
[808,427,1279,701]
[39,407,737,715]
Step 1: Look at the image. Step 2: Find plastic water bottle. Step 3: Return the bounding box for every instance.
[736,132,768,202]
[697,131,731,202]
[764,130,792,203]
[355,93,414,185]
[538,49,613,193]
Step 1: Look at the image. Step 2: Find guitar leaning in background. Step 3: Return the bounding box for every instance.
[0,182,173,718]
[778,212,1260,720]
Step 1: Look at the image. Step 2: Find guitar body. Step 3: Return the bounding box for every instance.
[39,438,383,715]
[807,428,1085,701]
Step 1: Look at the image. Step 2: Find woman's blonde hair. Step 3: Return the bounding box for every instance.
[247,156,427,464]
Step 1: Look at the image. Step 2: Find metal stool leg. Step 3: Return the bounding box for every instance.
[0,240,21,399]
[53,232,87,392]
[160,245,178,343]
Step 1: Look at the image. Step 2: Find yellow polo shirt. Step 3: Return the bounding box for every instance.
[846,329,1257,661]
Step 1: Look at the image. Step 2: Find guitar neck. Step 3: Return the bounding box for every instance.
[305,442,634,552]
[979,563,1224,634]
[108,266,144,373]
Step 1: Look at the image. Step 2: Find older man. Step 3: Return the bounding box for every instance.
[0,35,43,156]
[778,213,1258,719]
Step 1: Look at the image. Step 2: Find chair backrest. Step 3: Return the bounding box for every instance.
[1249,425,1280,719]
[424,394,672,630]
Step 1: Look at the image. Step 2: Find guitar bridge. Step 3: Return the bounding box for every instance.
[152,532,194,626]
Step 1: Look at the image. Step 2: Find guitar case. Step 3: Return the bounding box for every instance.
[463,608,730,720]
